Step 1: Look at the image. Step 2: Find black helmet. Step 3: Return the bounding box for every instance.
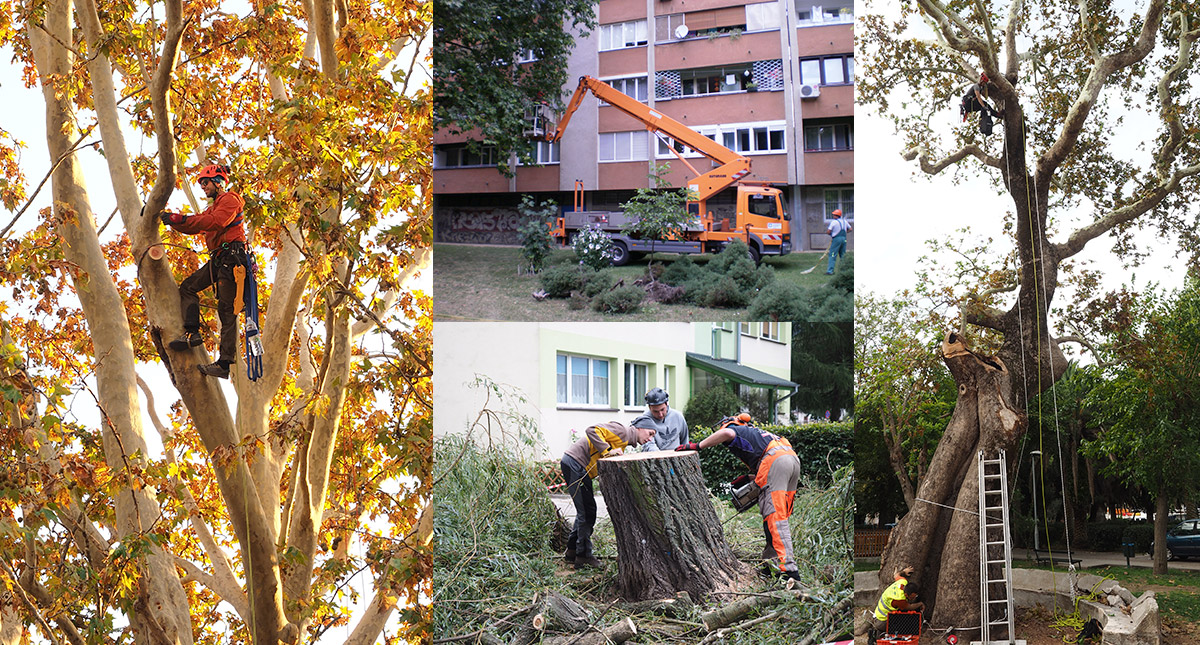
[645,387,669,406]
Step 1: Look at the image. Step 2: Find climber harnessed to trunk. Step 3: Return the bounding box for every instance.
[961,73,1003,136]
[161,164,247,379]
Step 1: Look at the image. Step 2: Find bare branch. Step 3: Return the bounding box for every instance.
[917,0,992,64]
[902,143,1002,173]
[173,556,250,621]
[1002,0,1023,81]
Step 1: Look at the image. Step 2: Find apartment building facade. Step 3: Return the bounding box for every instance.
[433,0,853,253]
[433,322,797,458]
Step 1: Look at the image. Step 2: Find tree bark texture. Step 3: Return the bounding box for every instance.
[597,452,745,601]
[880,333,1026,634]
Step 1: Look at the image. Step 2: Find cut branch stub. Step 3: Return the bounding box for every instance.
[597,451,745,601]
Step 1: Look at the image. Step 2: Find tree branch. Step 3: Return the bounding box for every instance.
[903,143,1002,173]
[1038,0,1166,178]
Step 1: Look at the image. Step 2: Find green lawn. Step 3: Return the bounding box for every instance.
[433,243,848,321]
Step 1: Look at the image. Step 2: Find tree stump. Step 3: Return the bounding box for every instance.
[597,451,745,601]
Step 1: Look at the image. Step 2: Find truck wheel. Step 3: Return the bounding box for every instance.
[748,244,761,264]
[610,240,631,266]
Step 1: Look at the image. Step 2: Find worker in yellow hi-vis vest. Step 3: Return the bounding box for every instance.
[856,565,925,642]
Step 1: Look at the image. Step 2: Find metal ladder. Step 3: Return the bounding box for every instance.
[975,450,1019,645]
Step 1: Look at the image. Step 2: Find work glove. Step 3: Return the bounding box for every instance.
[674,442,700,452]
[159,211,187,226]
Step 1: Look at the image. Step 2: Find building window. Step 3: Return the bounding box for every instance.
[655,121,785,158]
[804,123,853,152]
[745,1,782,31]
[603,76,648,102]
[678,64,754,96]
[434,143,498,168]
[519,141,560,166]
[600,20,648,51]
[824,187,853,221]
[796,1,853,25]
[516,49,538,63]
[663,365,675,394]
[740,322,754,336]
[761,322,780,341]
[599,131,649,162]
[624,362,649,408]
[557,354,610,407]
[799,55,854,86]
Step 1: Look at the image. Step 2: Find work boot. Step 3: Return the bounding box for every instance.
[198,361,230,379]
[564,548,576,564]
[168,331,203,351]
[574,554,602,569]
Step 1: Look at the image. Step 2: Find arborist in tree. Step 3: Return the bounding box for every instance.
[561,422,656,569]
[631,387,690,451]
[960,73,1003,136]
[675,413,801,581]
[857,564,925,643]
[161,164,246,379]
[825,208,851,275]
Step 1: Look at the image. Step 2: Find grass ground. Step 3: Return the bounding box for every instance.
[432,243,849,321]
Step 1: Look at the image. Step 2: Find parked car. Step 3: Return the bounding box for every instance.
[1162,519,1200,560]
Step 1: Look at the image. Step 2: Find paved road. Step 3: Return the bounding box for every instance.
[1051,549,1200,572]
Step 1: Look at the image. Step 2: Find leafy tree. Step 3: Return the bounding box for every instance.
[434,0,597,175]
[517,195,556,273]
[860,0,1200,622]
[0,0,430,642]
[790,322,853,422]
[620,164,698,246]
[684,384,744,428]
[855,294,956,509]
[1084,279,1200,573]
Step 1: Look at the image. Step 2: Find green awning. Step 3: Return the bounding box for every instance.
[685,352,798,390]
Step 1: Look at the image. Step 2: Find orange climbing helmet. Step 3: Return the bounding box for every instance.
[832,209,843,217]
[197,164,230,183]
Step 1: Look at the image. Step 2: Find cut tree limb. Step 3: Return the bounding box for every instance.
[597,451,745,601]
[542,617,637,645]
[700,589,816,631]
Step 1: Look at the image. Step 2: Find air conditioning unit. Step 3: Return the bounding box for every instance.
[800,83,821,99]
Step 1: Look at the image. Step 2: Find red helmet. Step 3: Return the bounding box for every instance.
[980,73,989,84]
[197,164,229,183]
[832,209,843,217]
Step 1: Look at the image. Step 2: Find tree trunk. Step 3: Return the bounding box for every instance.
[1153,491,1168,574]
[597,452,746,601]
[880,333,1026,635]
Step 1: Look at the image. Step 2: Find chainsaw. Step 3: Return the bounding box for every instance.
[730,474,760,512]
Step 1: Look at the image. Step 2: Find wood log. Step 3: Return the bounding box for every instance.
[542,617,638,645]
[700,589,813,631]
[597,451,745,601]
[511,592,590,645]
[624,591,694,618]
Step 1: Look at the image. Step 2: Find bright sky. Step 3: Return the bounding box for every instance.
[855,1,1194,323]
[0,16,429,642]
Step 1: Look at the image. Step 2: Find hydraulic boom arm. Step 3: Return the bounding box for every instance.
[549,76,752,208]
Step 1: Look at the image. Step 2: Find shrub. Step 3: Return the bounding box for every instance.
[661,255,705,286]
[583,269,618,297]
[572,224,615,270]
[808,285,854,321]
[1123,523,1154,554]
[702,275,751,308]
[748,282,811,321]
[567,291,588,310]
[1087,520,1130,551]
[829,253,854,293]
[539,264,591,298]
[517,195,556,273]
[684,384,744,428]
[592,284,644,314]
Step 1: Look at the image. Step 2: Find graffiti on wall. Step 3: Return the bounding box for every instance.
[435,207,524,244]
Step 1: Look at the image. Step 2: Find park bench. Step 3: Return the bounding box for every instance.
[1032,548,1081,567]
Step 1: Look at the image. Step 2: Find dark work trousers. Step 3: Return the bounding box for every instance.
[561,454,597,558]
[179,246,241,364]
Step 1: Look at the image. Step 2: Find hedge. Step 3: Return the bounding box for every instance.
[690,421,852,498]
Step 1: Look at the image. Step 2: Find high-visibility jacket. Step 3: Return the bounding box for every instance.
[562,421,639,479]
[173,191,246,252]
[874,577,909,621]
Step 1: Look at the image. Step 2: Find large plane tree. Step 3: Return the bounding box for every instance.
[0,0,430,643]
[859,0,1200,632]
